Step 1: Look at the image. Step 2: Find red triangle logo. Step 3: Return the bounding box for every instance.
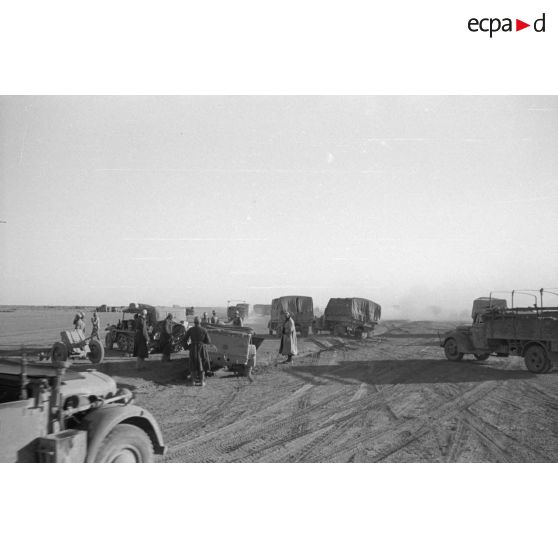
[516,19,530,31]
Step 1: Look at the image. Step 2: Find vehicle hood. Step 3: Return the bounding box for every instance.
[60,370,118,400]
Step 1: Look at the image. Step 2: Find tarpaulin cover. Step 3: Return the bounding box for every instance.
[271,296,314,321]
[324,298,381,323]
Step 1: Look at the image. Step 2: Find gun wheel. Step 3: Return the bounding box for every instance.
[51,342,68,362]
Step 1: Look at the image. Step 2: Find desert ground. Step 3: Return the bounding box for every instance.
[1,310,556,462]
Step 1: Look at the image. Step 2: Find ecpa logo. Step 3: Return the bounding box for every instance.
[468,13,546,37]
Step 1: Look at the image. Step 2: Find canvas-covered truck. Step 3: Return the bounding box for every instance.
[267,295,314,336]
[0,358,165,462]
[441,289,558,373]
[105,303,187,355]
[314,297,382,339]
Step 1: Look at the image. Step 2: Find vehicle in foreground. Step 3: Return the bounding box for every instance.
[0,358,165,462]
[105,303,187,355]
[268,295,314,336]
[314,297,381,338]
[441,289,558,373]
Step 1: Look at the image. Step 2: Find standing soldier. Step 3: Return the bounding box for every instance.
[229,310,243,327]
[210,310,220,325]
[133,309,150,370]
[184,316,212,386]
[201,311,210,325]
[160,313,174,362]
[91,311,101,340]
[279,311,297,363]
[73,312,86,333]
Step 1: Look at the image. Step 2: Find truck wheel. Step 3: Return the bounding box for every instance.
[105,332,113,350]
[524,345,551,374]
[300,326,309,337]
[333,325,344,337]
[444,338,463,361]
[88,339,105,364]
[94,424,154,463]
[51,342,68,362]
[474,353,489,361]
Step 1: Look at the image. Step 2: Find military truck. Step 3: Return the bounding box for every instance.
[0,357,165,462]
[105,303,187,355]
[226,302,249,321]
[441,289,558,373]
[314,297,381,339]
[268,295,314,337]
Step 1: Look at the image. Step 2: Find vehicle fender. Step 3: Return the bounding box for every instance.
[442,331,475,353]
[82,404,166,462]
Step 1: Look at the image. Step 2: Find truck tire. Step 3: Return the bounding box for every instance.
[88,339,105,364]
[474,353,489,361]
[51,342,69,362]
[300,326,309,337]
[105,332,113,350]
[524,345,551,374]
[333,325,344,337]
[444,338,463,361]
[94,424,154,463]
[355,327,367,340]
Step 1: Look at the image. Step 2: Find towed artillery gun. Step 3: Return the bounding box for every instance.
[268,295,314,337]
[105,303,187,355]
[0,356,165,462]
[441,289,558,373]
[51,329,104,365]
[314,297,381,339]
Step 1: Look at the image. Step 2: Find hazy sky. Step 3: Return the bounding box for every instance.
[1,96,557,316]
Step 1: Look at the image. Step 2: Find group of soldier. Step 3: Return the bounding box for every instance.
[72,307,297,388]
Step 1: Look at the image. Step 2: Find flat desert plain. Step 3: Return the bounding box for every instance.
[2,312,556,462]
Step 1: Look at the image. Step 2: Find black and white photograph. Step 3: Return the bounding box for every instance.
[1,95,556,464]
[0,2,556,557]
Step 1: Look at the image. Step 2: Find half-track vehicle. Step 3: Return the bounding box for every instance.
[441,289,558,373]
[51,329,105,364]
[0,357,165,462]
[267,295,314,337]
[105,303,187,355]
[314,297,381,339]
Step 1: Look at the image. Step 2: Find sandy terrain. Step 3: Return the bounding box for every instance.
[5,318,555,462]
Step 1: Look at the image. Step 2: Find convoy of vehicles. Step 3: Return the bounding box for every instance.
[0,358,165,462]
[441,289,558,373]
[268,296,315,336]
[104,303,187,355]
[6,287,555,464]
[314,297,381,339]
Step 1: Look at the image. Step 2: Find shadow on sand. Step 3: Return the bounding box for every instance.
[282,358,543,386]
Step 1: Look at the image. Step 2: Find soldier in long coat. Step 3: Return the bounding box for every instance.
[184,316,212,386]
[133,309,150,370]
[279,311,297,363]
[160,313,174,362]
